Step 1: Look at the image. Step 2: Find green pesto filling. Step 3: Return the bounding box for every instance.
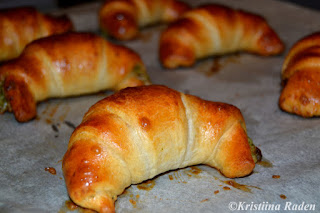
[132,64,151,85]
[0,81,10,113]
[99,30,110,39]
[248,137,262,163]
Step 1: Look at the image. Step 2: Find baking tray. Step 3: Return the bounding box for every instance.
[1,0,320,212]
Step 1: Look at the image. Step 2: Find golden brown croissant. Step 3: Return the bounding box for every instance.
[99,0,190,40]
[0,32,150,122]
[0,7,73,62]
[159,4,285,68]
[62,85,261,213]
[279,32,320,117]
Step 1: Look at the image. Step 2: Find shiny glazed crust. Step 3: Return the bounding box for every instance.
[159,4,284,68]
[279,32,320,117]
[0,7,73,61]
[62,85,255,212]
[0,32,149,122]
[99,0,190,40]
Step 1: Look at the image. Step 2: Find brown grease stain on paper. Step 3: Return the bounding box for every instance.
[41,103,51,115]
[212,176,262,193]
[121,190,140,208]
[49,102,61,117]
[196,55,241,76]
[59,200,95,213]
[129,199,137,207]
[223,186,231,190]
[272,175,281,179]
[45,167,56,175]
[39,101,71,124]
[137,179,155,191]
[257,159,273,168]
[59,105,70,122]
[280,194,287,199]
[200,198,209,203]
[170,170,187,183]
[223,180,261,193]
[188,166,202,175]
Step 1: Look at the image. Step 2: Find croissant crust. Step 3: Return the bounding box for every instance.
[279,32,320,117]
[63,85,259,212]
[0,7,73,61]
[0,32,150,122]
[159,4,284,68]
[99,0,190,40]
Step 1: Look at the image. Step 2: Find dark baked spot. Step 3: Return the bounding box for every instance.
[139,117,151,131]
[300,94,310,105]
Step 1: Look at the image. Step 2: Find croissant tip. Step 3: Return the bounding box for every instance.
[220,160,255,179]
[99,1,138,40]
[3,76,36,122]
[258,29,285,56]
[100,196,116,213]
[160,40,195,69]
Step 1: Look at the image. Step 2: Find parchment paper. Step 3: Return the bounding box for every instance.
[1,0,320,212]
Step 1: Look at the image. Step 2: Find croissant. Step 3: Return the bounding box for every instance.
[0,32,150,122]
[159,4,285,68]
[62,85,261,213]
[0,7,73,62]
[99,0,190,40]
[279,32,320,117]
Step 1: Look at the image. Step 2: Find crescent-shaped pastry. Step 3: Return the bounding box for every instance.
[279,32,320,117]
[63,85,261,212]
[99,0,190,40]
[0,32,150,122]
[0,7,73,61]
[159,4,284,68]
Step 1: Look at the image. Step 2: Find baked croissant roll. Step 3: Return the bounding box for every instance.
[62,85,261,213]
[0,32,150,122]
[0,7,73,62]
[159,4,285,68]
[99,0,190,40]
[279,32,320,117]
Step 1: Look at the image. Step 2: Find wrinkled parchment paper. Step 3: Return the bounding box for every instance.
[1,0,320,212]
